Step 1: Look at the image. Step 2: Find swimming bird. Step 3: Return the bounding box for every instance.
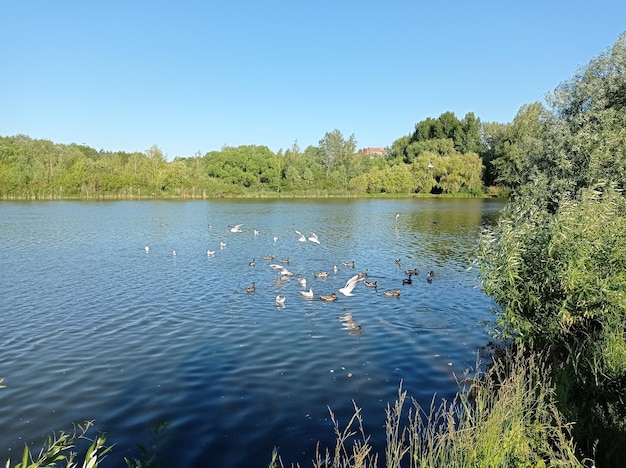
[343,261,356,268]
[298,277,307,287]
[357,269,368,278]
[207,249,216,256]
[313,271,328,279]
[308,232,320,244]
[396,213,400,222]
[294,230,306,242]
[394,258,402,265]
[229,224,243,233]
[249,259,256,267]
[279,258,290,264]
[403,274,413,285]
[276,295,286,306]
[273,236,278,242]
[385,289,401,297]
[172,250,177,257]
[254,229,259,235]
[364,280,378,288]
[246,282,256,294]
[144,245,150,253]
[333,265,338,273]
[427,271,435,282]
[405,268,419,276]
[320,293,337,302]
[339,274,364,296]
[300,288,314,300]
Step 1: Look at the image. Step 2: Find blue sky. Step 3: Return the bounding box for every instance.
[2,1,625,159]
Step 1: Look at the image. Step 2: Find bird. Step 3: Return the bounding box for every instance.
[207,249,216,256]
[172,250,177,257]
[395,213,400,222]
[343,261,356,268]
[394,258,402,265]
[405,268,419,276]
[364,280,378,288]
[333,265,338,273]
[229,224,243,233]
[320,293,337,302]
[275,295,286,306]
[263,254,275,261]
[248,259,256,267]
[254,229,259,235]
[246,282,256,294]
[295,230,306,242]
[298,277,307,287]
[220,241,227,249]
[270,264,293,276]
[300,288,314,300]
[144,245,150,253]
[279,258,290,264]
[308,232,320,244]
[403,274,413,285]
[273,236,278,242]
[357,269,368,278]
[385,289,401,297]
[313,271,328,278]
[339,274,364,296]
[427,271,435,282]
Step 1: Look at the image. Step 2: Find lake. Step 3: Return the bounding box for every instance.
[0,198,504,467]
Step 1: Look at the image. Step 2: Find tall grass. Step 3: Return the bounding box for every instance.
[271,347,593,467]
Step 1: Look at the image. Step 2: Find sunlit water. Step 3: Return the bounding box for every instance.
[0,198,504,467]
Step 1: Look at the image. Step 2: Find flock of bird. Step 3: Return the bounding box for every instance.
[144,218,435,308]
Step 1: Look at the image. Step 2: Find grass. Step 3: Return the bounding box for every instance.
[271,347,593,468]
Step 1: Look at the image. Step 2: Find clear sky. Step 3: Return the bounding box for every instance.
[2,1,625,159]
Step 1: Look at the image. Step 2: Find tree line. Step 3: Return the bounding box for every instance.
[0,107,545,199]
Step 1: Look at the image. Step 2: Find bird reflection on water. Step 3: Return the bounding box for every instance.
[339,311,363,336]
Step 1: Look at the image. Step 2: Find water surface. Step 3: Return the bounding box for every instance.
[0,198,503,467]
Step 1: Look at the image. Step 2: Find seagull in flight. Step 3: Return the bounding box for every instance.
[229,224,243,233]
[338,274,364,296]
[294,230,306,242]
[270,264,293,276]
[308,232,320,244]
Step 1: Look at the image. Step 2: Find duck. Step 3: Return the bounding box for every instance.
[246,282,256,294]
[229,224,243,233]
[385,289,401,297]
[343,261,356,268]
[394,258,402,265]
[300,288,314,300]
[320,293,337,302]
[275,295,286,306]
[364,280,378,288]
[357,269,368,278]
[339,274,364,297]
[313,271,328,279]
[279,258,290,264]
[405,268,419,276]
[402,274,413,285]
[427,270,435,282]
[248,259,256,267]
[262,254,275,261]
[308,232,320,244]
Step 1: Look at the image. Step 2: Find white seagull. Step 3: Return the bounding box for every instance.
[276,295,286,306]
[300,288,314,300]
[144,245,150,253]
[229,224,243,233]
[298,277,307,287]
[294,230,306,242]
[270,264,293,276]
[338,274,364,297]
[207,249,216,256]
[220,241,227,249]
[308,232,320,244]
